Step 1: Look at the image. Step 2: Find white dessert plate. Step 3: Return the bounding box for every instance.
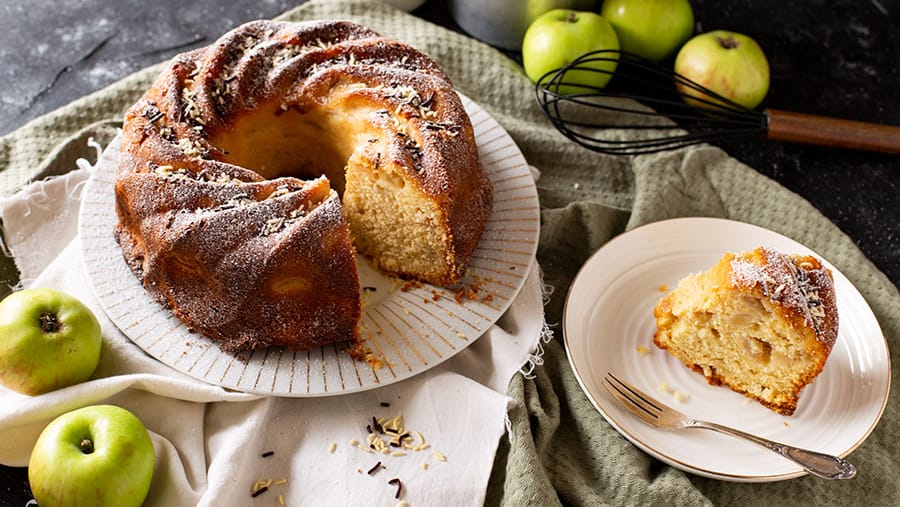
[79,94,539,397]
[563,217,890,481]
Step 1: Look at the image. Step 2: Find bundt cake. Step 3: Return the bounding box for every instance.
[653,247,838,415]
[114,19,493,354]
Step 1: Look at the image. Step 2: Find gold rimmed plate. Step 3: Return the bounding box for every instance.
[562,217,890,481]
[79,94,540,396]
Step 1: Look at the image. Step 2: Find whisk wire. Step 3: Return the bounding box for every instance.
[534,50,770,155]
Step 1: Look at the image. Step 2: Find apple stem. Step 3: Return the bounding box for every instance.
[566,12,577,23]
[38,312,60,333]
[717,35,739,49]
[79,438,94,455]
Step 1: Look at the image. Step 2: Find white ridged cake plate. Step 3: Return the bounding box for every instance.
[79,94,540,397]
[563,217,890,481]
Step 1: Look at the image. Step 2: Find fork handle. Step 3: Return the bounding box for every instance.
[688,419,857,480]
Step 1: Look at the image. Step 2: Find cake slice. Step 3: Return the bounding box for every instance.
[653,247,838,415]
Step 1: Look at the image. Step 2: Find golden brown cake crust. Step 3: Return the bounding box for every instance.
[727,247,838,355]
[115,19,491,354]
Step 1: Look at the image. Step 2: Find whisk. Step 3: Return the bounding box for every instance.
[534,50,900,156]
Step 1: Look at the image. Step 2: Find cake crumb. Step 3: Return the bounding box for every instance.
[636,345,650,356]
[674,391,690,403]
[658,382,673,394]
[400,279,423,291]
[659,284,668,292]
[348,342,384,370]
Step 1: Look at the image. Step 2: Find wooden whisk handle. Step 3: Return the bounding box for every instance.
[764,109,900,154]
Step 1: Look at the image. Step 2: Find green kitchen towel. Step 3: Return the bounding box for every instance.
[1,1,897,505]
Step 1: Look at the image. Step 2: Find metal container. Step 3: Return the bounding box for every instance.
[449,0,597,51]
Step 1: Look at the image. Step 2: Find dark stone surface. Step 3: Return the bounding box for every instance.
[0,0,897,503]
[0,0,305,135]
[690,0,900,292]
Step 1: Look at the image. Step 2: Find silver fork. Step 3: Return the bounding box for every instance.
[603,372,857,480]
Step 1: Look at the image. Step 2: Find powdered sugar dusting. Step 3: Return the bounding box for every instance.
[729,247,838,350]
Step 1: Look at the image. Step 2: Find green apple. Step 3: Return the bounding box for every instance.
[527,0,597,20]
[0,288,101,395]
[522,9,620,95]
[29,405,156,507]
[601,0,694,62]
[674,30,770,110]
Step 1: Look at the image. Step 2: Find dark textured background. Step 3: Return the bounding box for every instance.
[1,0,897,503]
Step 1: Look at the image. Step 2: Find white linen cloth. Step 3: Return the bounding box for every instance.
[0,142,547,506]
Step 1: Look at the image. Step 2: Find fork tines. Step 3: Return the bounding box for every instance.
[603,372,664,421]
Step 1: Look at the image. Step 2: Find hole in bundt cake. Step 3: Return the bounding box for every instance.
[208,106,350,194]
[206,99,452,283]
